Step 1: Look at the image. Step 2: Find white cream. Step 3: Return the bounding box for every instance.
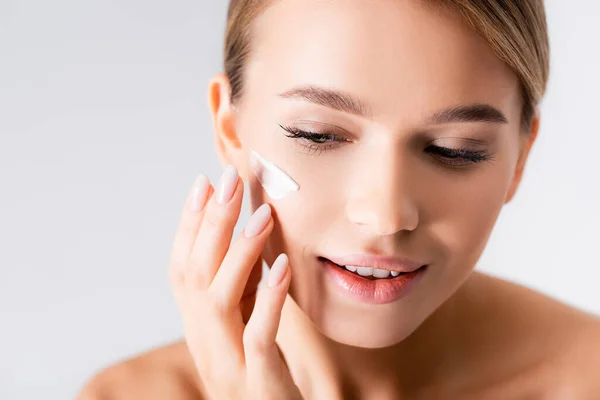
[250,149,300,200]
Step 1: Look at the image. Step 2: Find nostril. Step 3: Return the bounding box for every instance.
[346,196,419,235]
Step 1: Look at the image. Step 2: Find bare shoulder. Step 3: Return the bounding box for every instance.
[526,313,600,400]
[470,272,600,399]
[550,309,600,398]
[76,340,203,400]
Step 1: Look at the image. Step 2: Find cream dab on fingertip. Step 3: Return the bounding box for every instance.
[250,149,300,200]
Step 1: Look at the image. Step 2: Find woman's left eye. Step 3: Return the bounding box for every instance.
[280,124,346,154]
[424,144,494,167]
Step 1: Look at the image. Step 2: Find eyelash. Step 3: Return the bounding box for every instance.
[279,124,494,167]
[280,125,343,154]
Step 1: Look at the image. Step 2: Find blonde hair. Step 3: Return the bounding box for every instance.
[224,0,549,132]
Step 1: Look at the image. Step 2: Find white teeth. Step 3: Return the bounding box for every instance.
[372,269,391,279]
[343,265,393,279]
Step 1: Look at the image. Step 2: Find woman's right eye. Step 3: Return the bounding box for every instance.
[279,124,347,154]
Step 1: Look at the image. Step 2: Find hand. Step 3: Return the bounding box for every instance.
[168,166,303,400]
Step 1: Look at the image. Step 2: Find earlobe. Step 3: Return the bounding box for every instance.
[207,74,248,179]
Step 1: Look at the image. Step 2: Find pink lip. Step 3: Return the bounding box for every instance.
[325,253,425,273]
[320,258,427,304]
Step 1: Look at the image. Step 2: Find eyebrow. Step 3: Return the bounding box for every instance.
[427,104,508,125]
[278,85,508,124]
[278,85,371,117]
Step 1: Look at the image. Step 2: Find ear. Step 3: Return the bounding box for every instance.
[504,109,540,204]
[207,73,250,180]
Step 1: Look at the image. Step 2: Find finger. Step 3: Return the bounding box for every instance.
[209,203,273,309]
[187,165,244,289]
[243,254,291,362]
[240,256,263,325]
[168,174,212,286]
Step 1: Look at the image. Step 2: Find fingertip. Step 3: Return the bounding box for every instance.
[221,173,245,208]
[267,253,289,288]
[189,174,211,213]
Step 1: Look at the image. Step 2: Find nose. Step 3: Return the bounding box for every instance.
[345,150,419,236]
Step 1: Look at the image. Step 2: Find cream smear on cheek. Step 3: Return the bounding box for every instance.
[250,149,300,200]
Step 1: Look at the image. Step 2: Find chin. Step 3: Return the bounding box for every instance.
[316,317,419,349]
[288,277,432,349]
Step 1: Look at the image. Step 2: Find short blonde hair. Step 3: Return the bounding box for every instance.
[224,0,550,132]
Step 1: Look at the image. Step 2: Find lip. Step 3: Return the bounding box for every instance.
[324,253,425,273]
[320,258,427,305]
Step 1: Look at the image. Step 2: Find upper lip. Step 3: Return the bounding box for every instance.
[324,253,426,273]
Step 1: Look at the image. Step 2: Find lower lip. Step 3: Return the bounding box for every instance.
[320,258,427,305]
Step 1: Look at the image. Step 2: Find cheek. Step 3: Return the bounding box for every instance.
[246,150,334,267]
[423,167,512,269]
[252,181,336,255]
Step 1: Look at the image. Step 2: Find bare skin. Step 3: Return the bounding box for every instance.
[79,274,600,399]
[78,1,600,398]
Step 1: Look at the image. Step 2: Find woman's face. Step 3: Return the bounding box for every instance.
[218,0,534,348]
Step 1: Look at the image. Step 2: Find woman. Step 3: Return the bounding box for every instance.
[79,0,600,398]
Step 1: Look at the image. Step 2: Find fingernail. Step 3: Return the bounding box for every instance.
[190,174,210,213]
[217,165,239,205]
[244,204,271,238]
[268,253,289,288]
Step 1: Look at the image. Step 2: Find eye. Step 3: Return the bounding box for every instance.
[279,124,347,154]
[425,144,494,167]
[279,124,494,166]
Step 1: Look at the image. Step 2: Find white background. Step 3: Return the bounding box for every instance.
[1,1,599,399]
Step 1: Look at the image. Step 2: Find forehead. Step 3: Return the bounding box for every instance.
[245,0,521,124]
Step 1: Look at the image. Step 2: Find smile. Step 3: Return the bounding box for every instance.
[318,257,428,304]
